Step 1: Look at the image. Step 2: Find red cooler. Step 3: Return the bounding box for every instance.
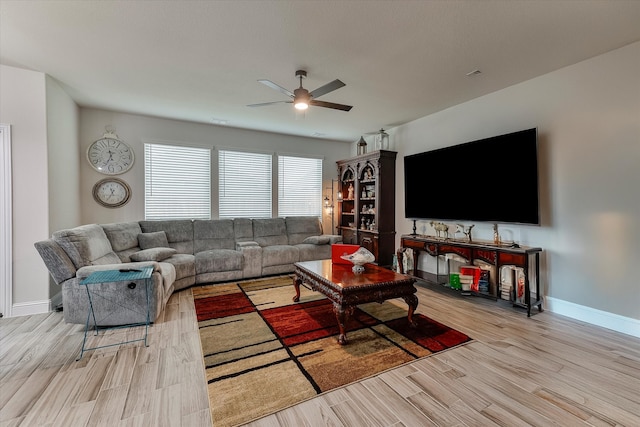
[331,244,360,264]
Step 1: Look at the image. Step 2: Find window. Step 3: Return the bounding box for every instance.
[278,155,322,217]
[144,143,211,220]
[219,150,272,218]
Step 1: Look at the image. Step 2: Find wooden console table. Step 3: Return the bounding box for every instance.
[398,235,543,316]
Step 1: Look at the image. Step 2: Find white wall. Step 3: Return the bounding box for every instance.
[393,41,640,330]
[0,65,50,311]
[78,109,351,231]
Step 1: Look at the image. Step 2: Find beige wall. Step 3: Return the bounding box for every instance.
[78,109,351,229]
[0,65,50,308]
[45,75,80,298]
[393,41,640,329]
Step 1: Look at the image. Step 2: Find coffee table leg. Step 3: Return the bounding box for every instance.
[403,295,419,328]
[292,276,302,302]
[334,303,354,345]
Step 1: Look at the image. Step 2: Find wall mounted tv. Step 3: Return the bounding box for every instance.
[404,128,539,225]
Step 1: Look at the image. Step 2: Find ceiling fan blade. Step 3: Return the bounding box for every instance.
[247,101,292,107]
[310,99,353,111]
[257,79,294,98]
[309,79,345,99]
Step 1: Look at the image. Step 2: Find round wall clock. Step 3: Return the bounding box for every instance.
[92,178,131,208]
[87,131,134,175]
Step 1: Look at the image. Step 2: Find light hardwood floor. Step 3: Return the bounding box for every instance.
[1,282,639,426]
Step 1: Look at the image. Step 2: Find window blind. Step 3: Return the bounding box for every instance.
[144,143,211,220]
[278,155,322,217]
[219,150,272,218]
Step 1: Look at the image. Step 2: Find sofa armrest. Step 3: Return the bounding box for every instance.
[301,235,343,245]
[34,239,77,284]
[76,261,160,280]
[236,241,260,249]
[327,235,343,244]
[237,243,262,278]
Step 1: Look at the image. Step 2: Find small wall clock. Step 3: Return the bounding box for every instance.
[87,129,134,175]
[92,178,131,208]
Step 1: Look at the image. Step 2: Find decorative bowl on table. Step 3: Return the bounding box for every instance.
[340,247,375,274]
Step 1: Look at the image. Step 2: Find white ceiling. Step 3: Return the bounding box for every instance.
[2,0,640,142]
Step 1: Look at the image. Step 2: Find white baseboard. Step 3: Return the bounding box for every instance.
[545,297,640,338]
[11,300,51,317]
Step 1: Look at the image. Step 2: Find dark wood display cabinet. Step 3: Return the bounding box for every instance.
[336,150,397,266]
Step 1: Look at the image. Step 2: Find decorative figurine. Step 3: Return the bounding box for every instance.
[430,221,449,239]
[456,224,475,243]
[347,183,354,200]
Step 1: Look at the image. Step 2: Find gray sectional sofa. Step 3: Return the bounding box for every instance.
[35,216,341,326]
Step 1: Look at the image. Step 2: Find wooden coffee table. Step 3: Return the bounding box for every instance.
[293,260,418,345]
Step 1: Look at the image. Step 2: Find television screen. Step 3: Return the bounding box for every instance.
[404,128,539,225]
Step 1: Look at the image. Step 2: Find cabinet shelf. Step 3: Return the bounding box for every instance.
[337,150,397,266]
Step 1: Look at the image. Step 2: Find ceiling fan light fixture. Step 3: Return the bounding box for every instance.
[294,87,310,110]
[294,100,309,110]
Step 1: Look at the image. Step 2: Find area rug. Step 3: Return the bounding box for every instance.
[193,275,471,427]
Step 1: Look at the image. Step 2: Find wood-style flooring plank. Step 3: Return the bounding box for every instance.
[0,366,60,421]
[148,383,181,427]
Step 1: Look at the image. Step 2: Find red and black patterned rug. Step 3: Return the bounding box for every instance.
[193,275,472,427]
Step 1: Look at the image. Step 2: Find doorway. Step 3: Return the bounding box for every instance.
[1,124,12,318]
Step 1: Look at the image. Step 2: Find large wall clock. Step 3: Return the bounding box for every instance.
[87,130,134,175]
[92,178,131,208]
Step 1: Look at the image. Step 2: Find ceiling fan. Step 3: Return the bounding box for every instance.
[247,70,353,112]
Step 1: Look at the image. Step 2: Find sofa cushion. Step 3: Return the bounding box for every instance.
[138,231,169,249]
[302,235,330,245]
[262,245,299,267]
[233,218,254,242]
[286,216,323,245]
[140,220,194,254]
[52,224,120,268]
[195,249,243,273]
[162,253,196,280]
[102,222,142,252]
[194,220,235,252]
[130,247,177,262]
[253,218,288,247]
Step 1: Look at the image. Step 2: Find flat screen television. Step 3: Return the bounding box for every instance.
[404,128,539,225]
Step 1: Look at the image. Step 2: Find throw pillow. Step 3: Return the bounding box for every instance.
[138,231,169,249]
[302,235,331,245]
[130,247,176,262]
